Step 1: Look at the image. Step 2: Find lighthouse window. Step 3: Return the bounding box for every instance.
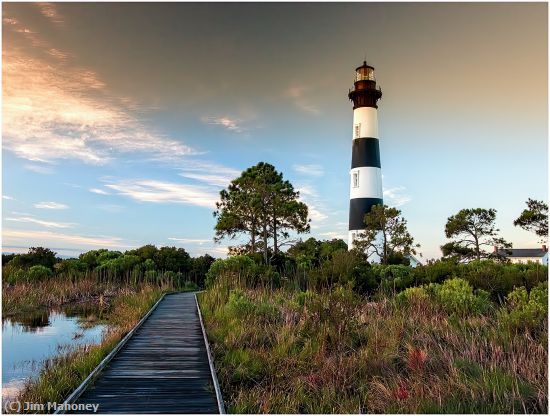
[354,124,361,138]
[353,171,359,188]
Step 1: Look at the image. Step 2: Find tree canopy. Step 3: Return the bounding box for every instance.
[214,162,310,263]
[355,204,419,265]
[441,208,511,262]
[513,198,548,240]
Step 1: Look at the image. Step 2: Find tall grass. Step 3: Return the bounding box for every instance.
[199,274,547,413]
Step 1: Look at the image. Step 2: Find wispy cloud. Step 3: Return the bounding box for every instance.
[383,186,412,207]
[3,21,196,166]
[97,204,124,213]
[168,237,210,245]
[90,188,110,195]
[2,195,14,200]
[178,160,241,188]
[296,185,329,225]
[293,164,324,177]
[5,216,75,228]
[319,231,347,240]
[284,85,320,115]
[168,237,228,258]
[34,201,69,210]
[104,179,218,208]
[24,163,55,174]
[201,116,244,133]
[3,228,128,249]
[35,3,64,27]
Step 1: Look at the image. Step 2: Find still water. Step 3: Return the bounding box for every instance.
[2,306,107,400]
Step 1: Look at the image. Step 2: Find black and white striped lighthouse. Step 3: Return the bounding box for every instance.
[347,61,383,248]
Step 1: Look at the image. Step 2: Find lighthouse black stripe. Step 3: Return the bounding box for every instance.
[348,197,383,230]
[351,137,381,168]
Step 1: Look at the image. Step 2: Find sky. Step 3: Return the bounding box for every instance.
[2,2,548,260]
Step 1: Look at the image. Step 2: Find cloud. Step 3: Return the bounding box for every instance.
[24,163,55,174]
[167,237,227,258]
[104,179,219,208]
[284,85,320,115]
[3,26,196,166]
[178,160,241,188]
[89,188,110,195]
[293,164,324,177]
[3,228,128,249]
[296,184,329,226]
[97,204,124,213]
[35,3,65,27]
[2,195,14,200]
[318,231,347,240]
[201,116,244,133]
[168,237,211,245]
[34,201,69,209]
[5,216,75,228]
[383,186,412,207]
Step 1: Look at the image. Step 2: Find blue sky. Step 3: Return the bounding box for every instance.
[2,2,547,259]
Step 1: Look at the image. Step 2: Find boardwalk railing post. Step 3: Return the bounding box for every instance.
[195,292,226,414]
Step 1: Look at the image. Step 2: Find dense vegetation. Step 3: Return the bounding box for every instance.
[2,245,214,289]
[200,243,548,413]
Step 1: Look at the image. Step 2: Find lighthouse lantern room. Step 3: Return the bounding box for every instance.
[347,61,383,249]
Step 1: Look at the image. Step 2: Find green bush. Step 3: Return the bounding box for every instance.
[205,256,256,287]
[227,289,257,318]
[396,286,429,306]
[26,265,53,282]
[428,278,492,315]
[376,264,414,293]
[498,282,548,336]
[457,261,547,302]
[412,260,457,285]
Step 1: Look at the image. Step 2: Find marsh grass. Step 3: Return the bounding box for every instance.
[9,286,163,413]
[199,274,548,413]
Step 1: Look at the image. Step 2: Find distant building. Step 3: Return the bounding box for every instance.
[404,254,423,268]
[496,245,548,265]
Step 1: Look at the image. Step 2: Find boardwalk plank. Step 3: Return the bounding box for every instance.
[70,293,219,414]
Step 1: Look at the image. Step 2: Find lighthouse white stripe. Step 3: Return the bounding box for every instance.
[348,230,364,249]
[349,166,382,199]
[352,107,378,139]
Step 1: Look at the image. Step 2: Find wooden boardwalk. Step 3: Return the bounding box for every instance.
[70,292,222,414]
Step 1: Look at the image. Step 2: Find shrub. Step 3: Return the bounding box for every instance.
[205,256,256,287]
[26,265,53,282]
[498,282,548,336]
[227,289,257,318]
[458,261,547,302]
[396,286,429,306]
[428,278,492,315]
[377,264,414,293]
[412,260,457,285]
[181,281,199,291]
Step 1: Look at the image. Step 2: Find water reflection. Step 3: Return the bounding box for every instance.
[2,304,107,401]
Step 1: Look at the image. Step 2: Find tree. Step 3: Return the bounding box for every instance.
[7,247,58,270]
[214,162,310,263]
[441,208,511,262]
[154,246,191,272]
[355,204,419,264]
[514,199,548,240]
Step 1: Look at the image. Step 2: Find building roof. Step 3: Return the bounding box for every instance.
[498,248,547,258]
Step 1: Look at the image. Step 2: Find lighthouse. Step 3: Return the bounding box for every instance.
[348,61,383,248]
